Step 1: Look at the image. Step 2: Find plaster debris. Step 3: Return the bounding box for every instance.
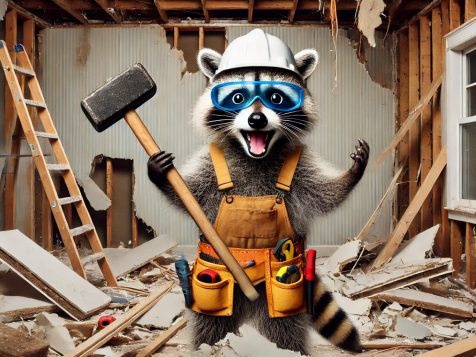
[432,325,457,337]
[459,321,476,332]
[323,239,361,274]
[392,225,440,265]
[35,313,75,355]
[357,0,386,47]
[395,317,432,340]
[77,176,111,211]
[333,293,372,316]
[136,292,184,329]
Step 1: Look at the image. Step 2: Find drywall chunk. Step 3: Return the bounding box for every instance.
[459,321,476,332]
[323,240,361,274]
[36,313,75,355]
[333,293,372,316]
[432,325,457,337]
[395,317,431,340]
[78,176,111,211]
[135,292,184,329]
[392,225,440,265]
[357,0,386,47]
[0,322,49,357]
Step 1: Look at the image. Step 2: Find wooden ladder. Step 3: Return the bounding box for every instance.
[0,40,117,287]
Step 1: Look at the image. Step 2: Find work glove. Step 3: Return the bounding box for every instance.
[148,151,175,185]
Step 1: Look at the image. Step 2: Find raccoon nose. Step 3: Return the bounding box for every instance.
[248,112,268,129]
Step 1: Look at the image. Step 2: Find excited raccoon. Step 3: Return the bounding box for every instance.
[148,29,369,355]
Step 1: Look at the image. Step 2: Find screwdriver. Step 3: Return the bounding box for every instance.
[304,249,316,315]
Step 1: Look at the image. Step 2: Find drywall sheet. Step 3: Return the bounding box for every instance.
[40,25,394,246]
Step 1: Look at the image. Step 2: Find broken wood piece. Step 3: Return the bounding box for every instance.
[104,235,177,277]
[419,335,476,357]
[369,147,447,271]
[362,340,444,350]
[371,288,474,318]
[373,75,443,169]
[0,295,58,323]
[356,167,403,241]
[0,230,111,320]
[136,318,187,357]
[64,281,174,357]
[343,258,452,299]
[0,322,49,357]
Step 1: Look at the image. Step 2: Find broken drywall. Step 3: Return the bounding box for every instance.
[40,25,394,246]
[357,0,386,47]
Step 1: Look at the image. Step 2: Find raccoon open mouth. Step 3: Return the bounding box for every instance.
[241,130,275,157]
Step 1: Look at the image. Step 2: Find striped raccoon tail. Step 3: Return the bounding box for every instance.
[311,276,362,353]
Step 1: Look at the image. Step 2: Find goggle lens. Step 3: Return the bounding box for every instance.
[211,81,304,112]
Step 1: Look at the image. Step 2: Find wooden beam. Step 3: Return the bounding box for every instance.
[449,0,461,30]
[106,159,113,248]
[451,220,463,277]
[136,318,187,357]
[173,27,179,48]
[420,15,432,231]
[154,1,169,22]
[289,0,299,22]
[64,282,174,357]
[5,10,17,143]
[6,0,51,28]
[94,0,122,23]
[419,335,476,357]
[465,0,476,22]
[131,172,138,248]
[374,75,442,170]
[201,0,210,23]
[41,190,52,251]
[248,0,254,23]
[369,147,447,271]
[50,0,88,24]
[363,342,444,350]
[465,223,476,288]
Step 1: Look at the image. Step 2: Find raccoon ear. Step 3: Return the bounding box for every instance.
[294,49,319,80]
[197,48,222,79]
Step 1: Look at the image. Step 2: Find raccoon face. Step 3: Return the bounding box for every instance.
[193,49,319,159]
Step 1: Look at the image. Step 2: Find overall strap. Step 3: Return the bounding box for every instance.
[209,143,234,191]
[276,146,303,192]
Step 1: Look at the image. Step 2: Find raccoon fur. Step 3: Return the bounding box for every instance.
[148,45,369,355]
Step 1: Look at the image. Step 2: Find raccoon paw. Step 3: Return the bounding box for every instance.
[350,139,369,178]
[148,151,175,185]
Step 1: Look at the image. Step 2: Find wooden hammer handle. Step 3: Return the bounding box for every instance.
[124,111,259,301]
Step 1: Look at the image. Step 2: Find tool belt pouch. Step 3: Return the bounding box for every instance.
[265,253,306,317]
[191,256,234,316]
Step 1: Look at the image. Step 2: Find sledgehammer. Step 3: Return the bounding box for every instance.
[81,64,259,301]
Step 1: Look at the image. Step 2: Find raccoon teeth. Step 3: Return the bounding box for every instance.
[247,134,251,141]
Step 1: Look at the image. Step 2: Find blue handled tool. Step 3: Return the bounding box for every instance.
[175,256,193,307]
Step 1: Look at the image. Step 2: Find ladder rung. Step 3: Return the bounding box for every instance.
[13,64,35,77]
[59,196,82,205]
[35,131,59,139]
[23,99,46,108]
[69,224,94,237]
[46,164,70,171]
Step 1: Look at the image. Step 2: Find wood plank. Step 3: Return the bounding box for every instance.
[408,21,420,239]
[6,0,52,28]
[0,230,111,320]
[106,158,113,248]
[201,0,210,22]
[64,282,174,357]
[397,30,409,222]
[248,0,254,22]
[465,223,476,288]
[451,220,463,277]
[198,26,204,50]
[4,127,20,230]
[41,190,53,250]
[0,323,49,357]
[362,341,444,350]
[356,167,403,240]
[4,9,17,146]
[441,0,450,36]
[465,0,476,22]
[288,0,299,22]
[449,0,461,30]
[419,336,476,357]
[131,172,138,248]
[369,148,447,270]
[50,0,88,23]
[94,0,122,23]
[136,318,187,357]
[154,0,169,22]
[420,15,432,231]
[371,288,474,318]
[173,27,179,48]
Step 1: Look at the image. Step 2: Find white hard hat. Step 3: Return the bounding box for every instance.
[216,29,300,77]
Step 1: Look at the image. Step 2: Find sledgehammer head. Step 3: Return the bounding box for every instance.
[81,63,156,132]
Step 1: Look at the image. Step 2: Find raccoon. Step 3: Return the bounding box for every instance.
[148,30,368,355]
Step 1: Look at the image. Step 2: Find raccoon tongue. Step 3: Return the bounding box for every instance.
[249,132,266,155]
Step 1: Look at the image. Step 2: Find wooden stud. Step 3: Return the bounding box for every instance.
[4,127,21,230]
[50,0,88,24]
[450,220,463,277]
[94,0,122,23]
[465,0,476,22]
[248,0,255,23]
[106,158,113,248]
[173,27,179,48]
[201,0,210,23]
[369,147,447,271]
[397,30,410,222]
[154,1,169,22]
[6,0,51,28]
[131,172,138,248]
[420,15,432,231]
[419,335,476,357]
[5,10,17,143]
[198,26,204,50]
[136,319,187,357]
[289,0,299,22]
[465,223,476,288]
[408,22,420,239]
[41,190,52,251]
[441,0,451,37]
[449,0,461,30]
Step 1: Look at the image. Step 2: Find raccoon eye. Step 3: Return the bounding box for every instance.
[232,93,245,104]
[270,93,283,104]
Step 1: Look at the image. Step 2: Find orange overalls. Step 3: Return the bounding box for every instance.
[191,144,306,318]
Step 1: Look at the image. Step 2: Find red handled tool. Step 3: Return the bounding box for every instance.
[98,315,116,330]
[197,269,221,283]
[304,249,316,315]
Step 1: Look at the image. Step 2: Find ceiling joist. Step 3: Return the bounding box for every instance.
[50,0,88,23]
[201,0,210,23]
[94,0,122,23]
[154,1,169,22]
[289,0,299,22]
[6,0,51,28]
[248,0,254,22]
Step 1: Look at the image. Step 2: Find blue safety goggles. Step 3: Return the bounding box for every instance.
[210,81,304,112]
